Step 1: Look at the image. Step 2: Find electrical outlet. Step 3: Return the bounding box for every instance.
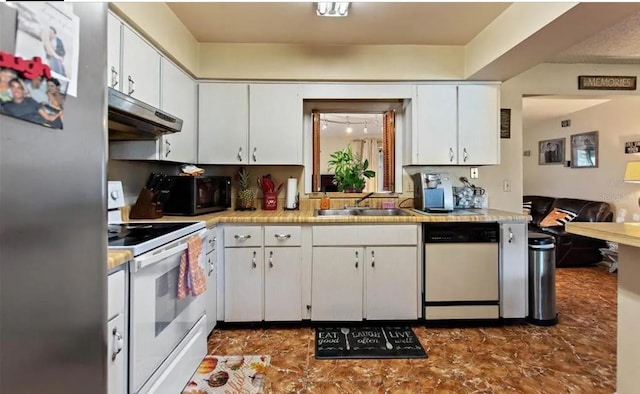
[470,167,479,179]
[503,179,511,192]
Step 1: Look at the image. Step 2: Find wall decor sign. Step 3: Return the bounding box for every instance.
[500,108,511,139]
[571,131,598,168]
[578,75,637,90]
[538,138,566,165]
[625,141,640,154]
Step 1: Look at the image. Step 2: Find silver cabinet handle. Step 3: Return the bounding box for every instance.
[252,147,257,162]
[208,257,214,276]
[111,66,118,88]
[251,250,257,269]
[449,147,454,162]
[269,250,274,268]
[127,75,135,95]
[463,148,468,162]
[508,227,514,243]
[165,140,171,157]
[274,234,291,241]
[234,234,251,241]
[371,250,375,267]
[355,250,359,268]
[208,237,214,246]
[237,147,243,162]
[111,327,123,361]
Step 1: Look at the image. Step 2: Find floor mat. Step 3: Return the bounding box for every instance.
[315,326,427,359]
[182,355,270,394]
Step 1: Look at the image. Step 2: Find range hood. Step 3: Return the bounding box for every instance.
[108,88,183,140]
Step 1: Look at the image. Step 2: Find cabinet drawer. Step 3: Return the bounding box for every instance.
[108,270,126,320]
[313,225,417,246]
[358,225,417,245]
[224,226,262,247]
[206,227,217,254]
[264,226,301,246]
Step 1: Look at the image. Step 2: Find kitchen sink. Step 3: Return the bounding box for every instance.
[314,208,411,217]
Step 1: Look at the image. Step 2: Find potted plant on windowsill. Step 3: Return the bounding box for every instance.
[327,145,376,193]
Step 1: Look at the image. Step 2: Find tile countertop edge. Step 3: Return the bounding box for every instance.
[108,250,133,271]
[566,222,640,248]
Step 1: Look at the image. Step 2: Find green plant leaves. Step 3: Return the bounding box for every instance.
[326,145,376,192]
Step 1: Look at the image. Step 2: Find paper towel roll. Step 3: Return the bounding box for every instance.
[286,178,298,209]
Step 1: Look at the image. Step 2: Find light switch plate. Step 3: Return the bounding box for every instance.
[470,167,479,179]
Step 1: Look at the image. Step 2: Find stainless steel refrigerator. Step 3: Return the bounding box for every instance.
[0,3,108,393]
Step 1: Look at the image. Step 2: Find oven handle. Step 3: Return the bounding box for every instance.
[134,243,188,271]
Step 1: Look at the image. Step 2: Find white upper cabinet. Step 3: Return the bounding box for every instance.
[198,83,303,165]
[107,13,121,89]
[160,58,196,163]
[457,84,500,165]
[248,84,302,165]
[415,85,458,165]
[198,83,249,164]
[121,25,160,107]
[410,84,500,165]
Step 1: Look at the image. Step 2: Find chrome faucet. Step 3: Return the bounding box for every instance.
[355,192,376,208]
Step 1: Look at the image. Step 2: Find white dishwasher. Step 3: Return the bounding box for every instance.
[424,222,500,320]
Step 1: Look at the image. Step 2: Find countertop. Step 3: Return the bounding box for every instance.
[566,222,640,248]
[109,208,529,270]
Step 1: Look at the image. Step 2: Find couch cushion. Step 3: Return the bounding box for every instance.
[551,198,613,222]
[540,207,578,227]
[523,195,556,227]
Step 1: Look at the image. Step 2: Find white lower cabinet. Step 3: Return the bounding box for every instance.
[311,225,419,321]
[107,269,127,394]
[312,247,364,321]
[205,227,218,334]
[223,225,303,322]
[224,247,263,322]
[500,222,528,318]
[365,246,418,320]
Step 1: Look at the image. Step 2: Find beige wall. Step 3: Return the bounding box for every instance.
[523,96,640,220]
[492,63,640,214]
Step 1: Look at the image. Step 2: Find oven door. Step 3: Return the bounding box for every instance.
[130,229,206,393]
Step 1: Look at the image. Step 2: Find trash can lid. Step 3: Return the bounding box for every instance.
[528,232,555,246]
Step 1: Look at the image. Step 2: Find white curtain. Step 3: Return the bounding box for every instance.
[357,139,381,192]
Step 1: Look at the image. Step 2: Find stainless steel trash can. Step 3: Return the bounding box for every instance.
[527,232,558,326]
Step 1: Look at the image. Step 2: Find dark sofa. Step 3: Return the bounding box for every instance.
[524,195,614,267]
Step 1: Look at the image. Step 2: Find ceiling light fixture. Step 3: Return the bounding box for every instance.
[345,116,352,134]
[316,2,350,17]
[363,121,368,134]
[321,117,328,130]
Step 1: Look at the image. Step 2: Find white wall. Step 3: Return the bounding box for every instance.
[523,96,640,219]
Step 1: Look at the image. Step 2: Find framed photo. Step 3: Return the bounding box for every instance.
[571,131,598,168]
[538,138,566,165]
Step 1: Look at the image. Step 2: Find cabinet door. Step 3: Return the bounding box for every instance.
[249,84,302,165]
[416,85,457,165]
[500,223,527,318]
[198,83,249,164]
[205,252,217,333]
[107,13,121,89]
[121,25,160,107]
[311,247,363,321]
[264,247,302,321]
[107,313,126,394]
[161,58,197,163]
[224,247,263,322]
[458,84,500,165]
[365,246,418,320]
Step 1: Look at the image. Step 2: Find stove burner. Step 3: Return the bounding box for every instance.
[107,221,199,249]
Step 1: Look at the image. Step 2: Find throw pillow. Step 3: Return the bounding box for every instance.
[539,207,578,227]
[523,201,532,215]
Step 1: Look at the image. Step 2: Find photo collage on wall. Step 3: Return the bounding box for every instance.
[0,2,79,130]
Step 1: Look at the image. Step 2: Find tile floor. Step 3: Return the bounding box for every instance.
[207,265,617,393]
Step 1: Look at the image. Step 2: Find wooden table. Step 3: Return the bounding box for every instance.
[566,222,640,394]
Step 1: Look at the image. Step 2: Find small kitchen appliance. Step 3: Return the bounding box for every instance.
[412,172,454,213]
[162,175,231,216]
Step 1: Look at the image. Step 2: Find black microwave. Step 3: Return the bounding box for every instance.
[163,175,231,216]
